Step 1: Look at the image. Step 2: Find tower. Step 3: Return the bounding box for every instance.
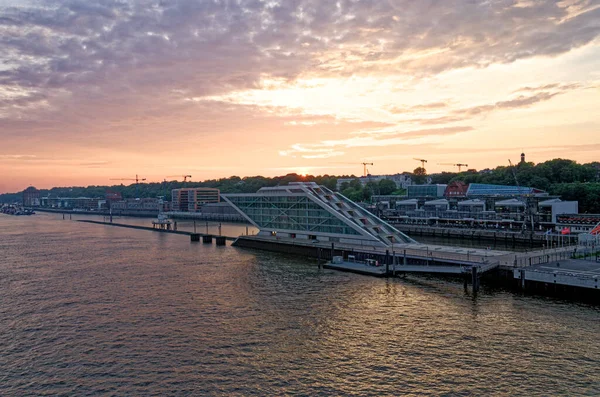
[520,152,525,163]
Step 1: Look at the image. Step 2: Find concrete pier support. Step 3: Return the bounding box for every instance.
[190,233,200,242]
[215,236,226,246]
[202,235,212,244]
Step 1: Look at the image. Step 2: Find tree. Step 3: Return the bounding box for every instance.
[378,179,397,195]
[412,167,427,184]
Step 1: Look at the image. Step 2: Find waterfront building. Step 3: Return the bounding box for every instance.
[171,188,220,212]
[457,199,486,214]
[223,182,416,247]
[537,199,578,224]
[395,199,419,212]
[556,214,600,234]
[40,196,102,210]
[111,198,161,212]
[423,199,449,212]
[382,194,579,231]
[23,187,40,207]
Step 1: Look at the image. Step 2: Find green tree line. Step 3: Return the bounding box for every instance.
[2,158,599,212]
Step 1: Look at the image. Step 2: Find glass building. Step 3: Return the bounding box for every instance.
[466,183,541,196]
[223,182,416,247]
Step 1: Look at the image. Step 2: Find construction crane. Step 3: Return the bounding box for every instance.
[110,174,146,184]
[166,175,192,182]
[508,159,519,187]
[438,163,469,172]
[413,158,427,169]
[109,174,146,198]
[361,162,373,177]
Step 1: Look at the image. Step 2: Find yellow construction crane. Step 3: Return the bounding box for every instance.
[438,163,469,172]
[361,162,373,177]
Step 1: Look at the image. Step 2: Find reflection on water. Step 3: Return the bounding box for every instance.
[0,213,599,395]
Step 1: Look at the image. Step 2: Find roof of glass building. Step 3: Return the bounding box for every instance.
[223,182,416,247]
[466,183,541,197]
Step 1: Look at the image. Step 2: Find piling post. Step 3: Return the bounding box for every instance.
[193,220,197,233]
[317,248,322,268]
[206,222,209,234]
[471,266,479,293]
[219,223,222,236]
[403,250,407,266]
[385,249,390,275]
[331,243,335,260]
[62,213,65,220]
[69,213,72,220]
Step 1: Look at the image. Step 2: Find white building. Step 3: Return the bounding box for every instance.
[336,173,412,191]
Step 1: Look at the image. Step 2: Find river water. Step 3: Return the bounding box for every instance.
[1,213,599,396]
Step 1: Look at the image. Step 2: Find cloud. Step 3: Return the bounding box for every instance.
[387,101,449,114]
[1,0,598,124]
[281,125,473,157]
[0,154,37,160]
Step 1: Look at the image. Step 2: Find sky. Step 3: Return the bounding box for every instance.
[0,0,599,193]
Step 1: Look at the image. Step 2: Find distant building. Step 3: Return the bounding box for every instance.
[111,198,162,212]
[41,197,102,210]
[23,187,40,207]
[336,173,412,191]
[171,188,220,212]
[466,183,544,197]
[407,184,447,198]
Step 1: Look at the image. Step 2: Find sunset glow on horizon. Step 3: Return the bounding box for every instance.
[1,0,599,193]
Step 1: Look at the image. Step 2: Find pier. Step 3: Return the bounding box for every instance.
[515,259,599,290]
[76,220,236,243]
